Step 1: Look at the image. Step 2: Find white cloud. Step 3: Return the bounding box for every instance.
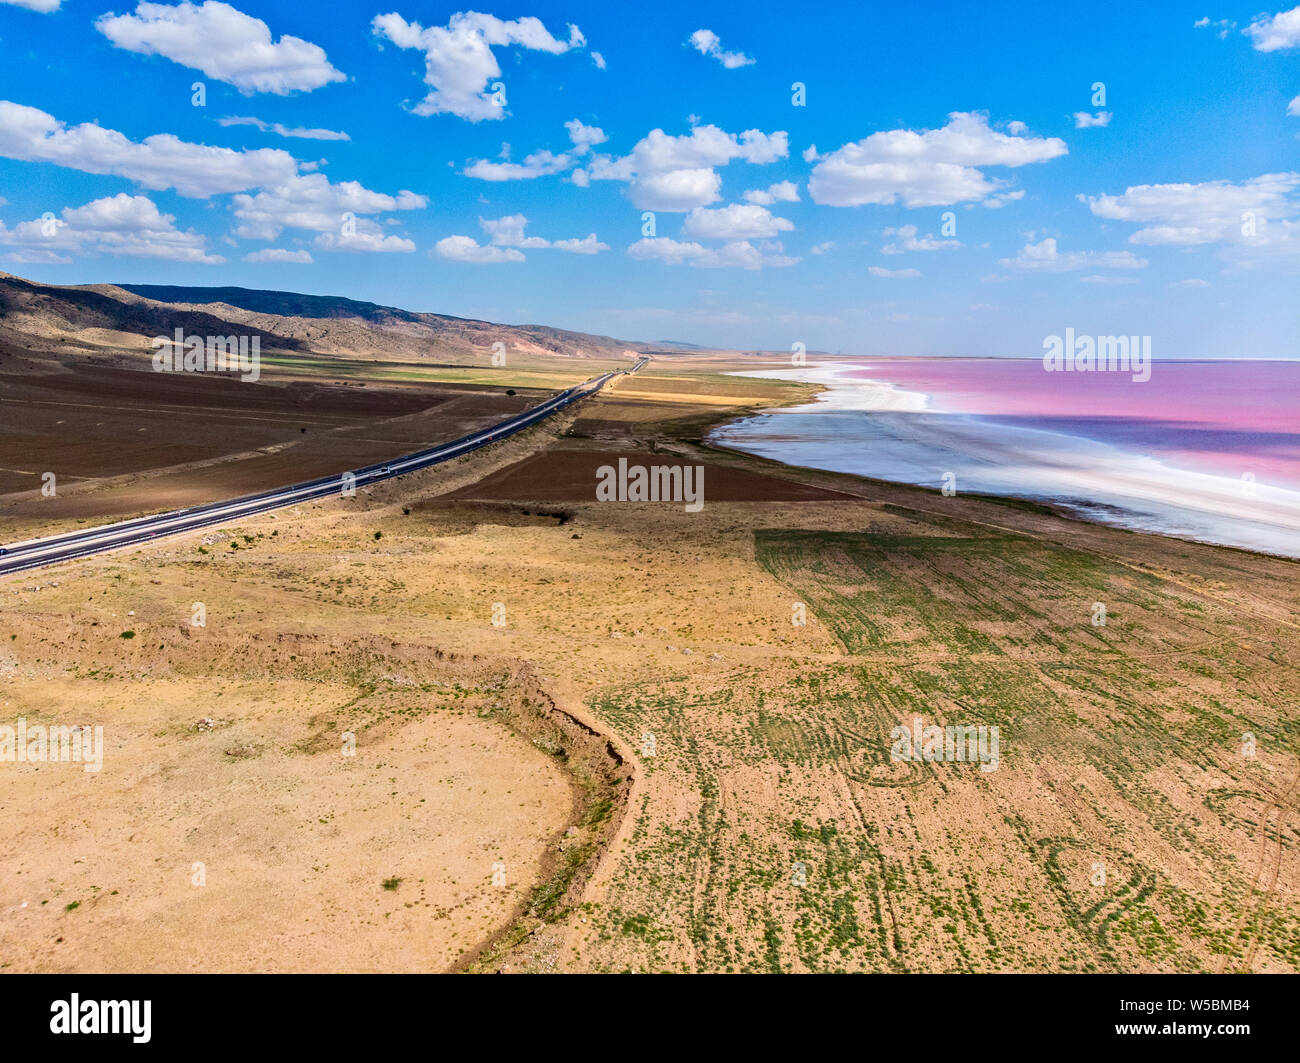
[1194,16,1237,39]
[623,168,719,211]
[1288,95,1300,116]
[1079,274,1138,285]
[983,188,1026,208]
[434,234,525,262]
[231,172,426,239]
[465,119,606,180]
[245,247,312,262]
[808,112,1066,208]
[314,229,415,253]
[683,203,793,240]
[627,236,796,270]
[551,234,607,254]
[881,224,960,254]
[1081,173,1300,251]
[743,180,799,205]
[1168,278,1210,288]
[564,119,606,150]
[999,236,1147,272]
[626,125,787,171]
[0,99,300,197]
[217,115,350,141]
[480,213,549,248]
[591,51,606,70]
[687,28,754,69]
[0,192,224,262]
[626,236,708,266]
[868,265,921,278]
[372,11,585,121]
[478,213,607,253]
[809,241,835,255]
[1,0,62,11]
[584,124,788,210]
[1073,111,1112,128]
[97,2,345,95]
[1243,6,1300,51]
[464,149,574,181]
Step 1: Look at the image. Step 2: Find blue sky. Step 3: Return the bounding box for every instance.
[1,0,1297,357]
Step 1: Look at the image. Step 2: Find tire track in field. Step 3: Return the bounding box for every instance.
[1216,757,1298,972]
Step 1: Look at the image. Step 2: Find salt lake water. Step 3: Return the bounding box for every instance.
[710,359,1300,558]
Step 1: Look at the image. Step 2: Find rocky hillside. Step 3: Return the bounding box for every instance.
[0,272,651,363]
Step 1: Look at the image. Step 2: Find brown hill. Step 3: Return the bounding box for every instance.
[0,271,654,364]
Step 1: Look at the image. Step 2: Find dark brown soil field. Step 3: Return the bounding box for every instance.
[0,361,543,531]
[442,446,860,504]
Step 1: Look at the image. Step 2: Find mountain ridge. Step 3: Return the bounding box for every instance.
[0,272,679,363]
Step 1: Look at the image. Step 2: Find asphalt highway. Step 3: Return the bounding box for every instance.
[0,358,646,577]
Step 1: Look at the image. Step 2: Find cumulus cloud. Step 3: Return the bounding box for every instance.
[627,236,796,270]
[999,236,1147,272]
[683,203,793,240]
[245,247,311,262]
[464,149,574,181]
[478,213,607,253]
[231,172,426,239]
[1288,95,1300,116]
[808,112,1066,208]
[687,28,754,68]
[314,228,415,253]
[217,115,350,141]
[564,119,606,150]
[0,99,301,197]
[434,234,525,262]
[0,192,224,263]
[2,0,62,11]
[1243,6,1300,51]
[881,224,960,254]
[582,124,788,210]
[868,265,921,278]
[464,119,607,180]
[622,168,720,211]
[743,180,798,205]
[1081,173,1300,247]
[372,10,585,121]
[480,213,549,249]
[96,2,345,95]
[1073,111,1112,128]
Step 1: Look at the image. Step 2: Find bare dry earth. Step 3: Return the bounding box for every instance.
[0,408,631,973]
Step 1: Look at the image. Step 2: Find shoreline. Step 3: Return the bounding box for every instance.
[707,361,1300,561]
